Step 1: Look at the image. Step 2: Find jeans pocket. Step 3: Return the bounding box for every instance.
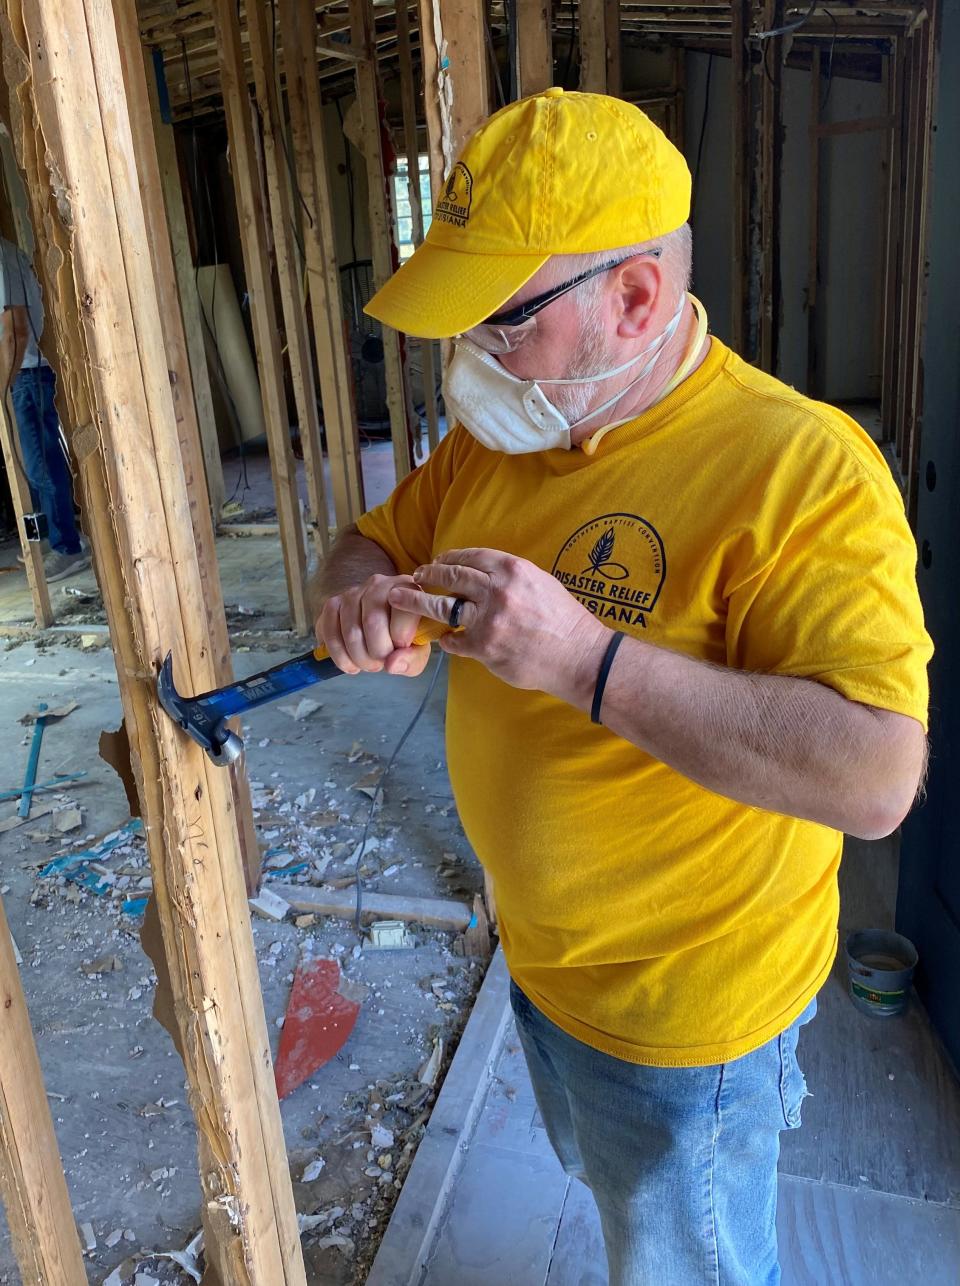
[778,1023,809,1130]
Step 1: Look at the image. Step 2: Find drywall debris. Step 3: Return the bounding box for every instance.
[366,920,413,950]
[53,806,83,833]
[418,1037,444,1087]
[80,953,122,975]
[278,697,321,721]
[79,1221,96,1251]
[249,888,289,922]
[301,1157,326,1182]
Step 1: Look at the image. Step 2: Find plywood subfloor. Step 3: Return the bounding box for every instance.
[371,836,960,1285]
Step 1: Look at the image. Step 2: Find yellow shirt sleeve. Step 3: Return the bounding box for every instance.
[725,474,932,728]
[355,427,466,574]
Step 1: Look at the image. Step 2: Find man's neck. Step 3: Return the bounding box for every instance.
[569,299,709,447]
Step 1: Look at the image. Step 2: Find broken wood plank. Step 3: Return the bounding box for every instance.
[211,0,310,636]
[441,0,491,155]
[579,0,606,93]
[0,394,52,628]
[0,894,86,1283]
[0,0,305,1279]
[272,884,473,930]
[246,0,329,558]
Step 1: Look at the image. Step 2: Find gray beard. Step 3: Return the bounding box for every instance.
[549,310,614,425]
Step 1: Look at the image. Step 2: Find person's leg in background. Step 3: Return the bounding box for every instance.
[510,979,816,1286]
[12,364,89,579]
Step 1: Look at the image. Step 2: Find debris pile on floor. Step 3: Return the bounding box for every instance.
[0,639,493,1285]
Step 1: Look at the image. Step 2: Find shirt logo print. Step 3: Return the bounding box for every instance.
[553,513,666,629]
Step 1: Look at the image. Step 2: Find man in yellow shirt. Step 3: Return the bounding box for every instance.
[311,90,931,1284]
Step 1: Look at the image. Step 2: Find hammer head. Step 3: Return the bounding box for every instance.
[157,652,243,766]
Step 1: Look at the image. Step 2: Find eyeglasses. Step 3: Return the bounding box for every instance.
[463,250,662,354]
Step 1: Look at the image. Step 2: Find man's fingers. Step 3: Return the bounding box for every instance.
[388,601,421,649]
[334,600,383,672]
[432,548,506,575]
[383,642,431,677]
[412,561,488,597]
[320,605,361,675]
[360,591,397,662]
[388,584,475,629]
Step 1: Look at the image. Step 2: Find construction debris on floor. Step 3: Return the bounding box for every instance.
[0,627,491,1285]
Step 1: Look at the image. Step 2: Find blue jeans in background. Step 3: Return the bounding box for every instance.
[12,364,81,556]
[510,979,817,1286]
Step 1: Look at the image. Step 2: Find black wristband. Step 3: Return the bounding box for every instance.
[591,631,625,725]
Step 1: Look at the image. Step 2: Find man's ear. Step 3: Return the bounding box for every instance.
[613,257,664,341]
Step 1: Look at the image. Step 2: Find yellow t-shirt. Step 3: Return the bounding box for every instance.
[357,338,932,1067]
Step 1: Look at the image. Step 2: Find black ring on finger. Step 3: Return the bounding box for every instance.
[449,596,467,629]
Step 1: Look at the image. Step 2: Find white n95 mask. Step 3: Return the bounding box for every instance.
[442,294,686,454]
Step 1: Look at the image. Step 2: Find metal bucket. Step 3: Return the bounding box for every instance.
[845,929,918,1018]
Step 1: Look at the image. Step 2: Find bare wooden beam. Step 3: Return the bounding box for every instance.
[417,0,452,203]
[143,52,225,522]
[350,0,414,483]
[117,2,261,895]
[880,38,905,442]
[806,46,821,398]
[211,0,311,634]
[580,0,606,92]
[0,395,52,627]
[514,0,553,97]
[246,0,329,557]
[731,0,749,356]
[605,0,621,96]
[0,896,86,1284]
[442,0,491,154]
[759,1,783,374]
[0,0,306,1278]
[397,0,440,455]
[277,0,364,530]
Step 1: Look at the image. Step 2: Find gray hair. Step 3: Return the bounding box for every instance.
[549,222,693,316]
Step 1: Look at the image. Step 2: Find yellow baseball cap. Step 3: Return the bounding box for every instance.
[365,88,691,339]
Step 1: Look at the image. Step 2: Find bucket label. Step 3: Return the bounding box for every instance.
[851,981,906,1006]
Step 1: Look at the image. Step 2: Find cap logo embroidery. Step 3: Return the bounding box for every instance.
[435,162,474,228]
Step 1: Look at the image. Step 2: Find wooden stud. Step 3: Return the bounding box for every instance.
[416,0,453,205]
[277,0,365,531]
[0,896,86,1284]
[442,0,491,155]
[514,0,553,97]
[880,39,905,445]
[605,0,621,97]
[1,0,306,1279]
[579,0,606,92]
[143,53,225,522]
[211,0,311,635]
[731,0,749,356]
[397,0,440,455]
[246,0,329,558]
[115,0,261,894]
[806,46,821,398]
[0,393,52,627]
[759,0,783,375]
[350,0,414,484]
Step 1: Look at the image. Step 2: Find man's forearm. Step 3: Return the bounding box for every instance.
[564,634,924,840]
[306,524,398,620]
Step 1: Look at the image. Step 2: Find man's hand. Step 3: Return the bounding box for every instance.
[317,573,432,678]
[387,547,608,697]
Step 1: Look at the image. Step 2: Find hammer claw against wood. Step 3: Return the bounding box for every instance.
[156,618,451,765]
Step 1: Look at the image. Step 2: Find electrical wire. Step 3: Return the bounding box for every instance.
[751,0,818,42]
[691,53,714,221]
[353,651,446,936]
[268,0,314,238]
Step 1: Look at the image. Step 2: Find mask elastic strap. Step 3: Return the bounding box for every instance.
[580,296,708,456]
[536,294,686,389]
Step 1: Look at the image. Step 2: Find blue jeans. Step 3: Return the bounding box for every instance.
[510,979,816,1286]
[12,364,81,555]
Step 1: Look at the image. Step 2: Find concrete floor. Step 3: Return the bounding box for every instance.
[372,838,960,1286]
[0,631,485,1284]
